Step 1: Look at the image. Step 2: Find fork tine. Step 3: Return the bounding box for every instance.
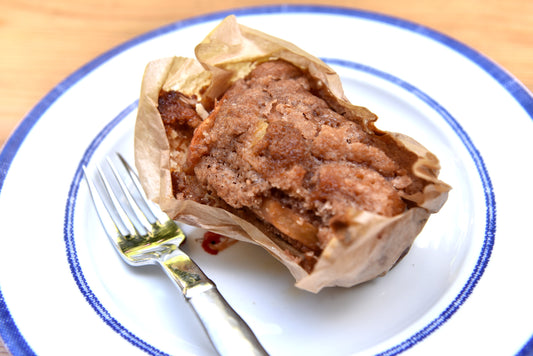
[100,159,151,236]
[82,165,129,238]
[116,153,165,224]
[96,164,141,238]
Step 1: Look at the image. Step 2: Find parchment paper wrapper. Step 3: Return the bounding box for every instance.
[134,16,451,293]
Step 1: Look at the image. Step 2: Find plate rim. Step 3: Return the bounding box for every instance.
[1,4,532,355]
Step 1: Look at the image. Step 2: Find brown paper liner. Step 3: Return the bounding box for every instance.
[134,15,450,293]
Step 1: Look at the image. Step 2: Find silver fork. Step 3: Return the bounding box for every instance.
[82,154,268,356]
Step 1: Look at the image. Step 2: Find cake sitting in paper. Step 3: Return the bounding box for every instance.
[133,16,450,293]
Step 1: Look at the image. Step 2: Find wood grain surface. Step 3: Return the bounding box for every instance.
[0,0,532,354]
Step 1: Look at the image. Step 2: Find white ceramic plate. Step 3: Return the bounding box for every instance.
[1,6,532,356]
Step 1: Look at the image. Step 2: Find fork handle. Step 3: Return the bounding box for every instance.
[187,285,269,356]
[159,252,269,356]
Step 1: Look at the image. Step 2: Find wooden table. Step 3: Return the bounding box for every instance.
[0,0,531,354]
